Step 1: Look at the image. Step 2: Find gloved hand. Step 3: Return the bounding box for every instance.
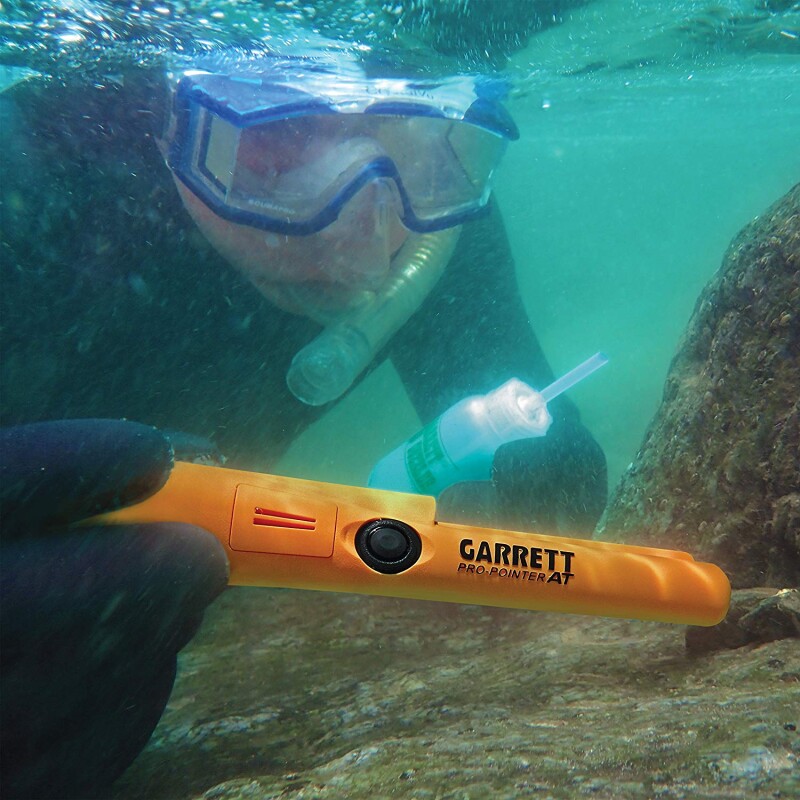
[0,419,229,800]
[438,417,607,536]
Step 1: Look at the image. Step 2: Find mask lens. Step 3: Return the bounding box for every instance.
[200,113,239,194]
[378,116,506,220]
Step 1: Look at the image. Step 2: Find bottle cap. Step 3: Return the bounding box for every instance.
[485,379,552,440]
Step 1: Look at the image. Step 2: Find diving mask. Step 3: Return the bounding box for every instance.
[165,64,519,236]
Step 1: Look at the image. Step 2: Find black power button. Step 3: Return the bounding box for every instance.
[355,519,422,574]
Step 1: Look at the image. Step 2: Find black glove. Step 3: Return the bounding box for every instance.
[439,417,607,536]
[0,419,229,800]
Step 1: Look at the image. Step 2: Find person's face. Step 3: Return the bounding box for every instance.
[175,118,410,318]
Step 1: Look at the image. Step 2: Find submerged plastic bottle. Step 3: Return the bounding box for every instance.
[368,352,608,496]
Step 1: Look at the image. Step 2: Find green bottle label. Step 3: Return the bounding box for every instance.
[404,418,455,493]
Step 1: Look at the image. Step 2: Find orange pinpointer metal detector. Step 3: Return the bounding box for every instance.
[98,462,730,626]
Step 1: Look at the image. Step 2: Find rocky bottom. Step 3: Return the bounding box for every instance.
[112,587,799,800]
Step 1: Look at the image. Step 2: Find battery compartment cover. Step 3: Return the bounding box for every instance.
[230,482,337,557]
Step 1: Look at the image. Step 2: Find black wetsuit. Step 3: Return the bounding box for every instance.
[0,74,606,535]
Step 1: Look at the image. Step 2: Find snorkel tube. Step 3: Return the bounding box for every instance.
[94,462,731,626]
[286,227,461,405]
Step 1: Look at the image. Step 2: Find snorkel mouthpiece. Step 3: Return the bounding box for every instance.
[287,325,373,406]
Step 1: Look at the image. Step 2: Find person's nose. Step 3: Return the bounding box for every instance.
[327,178,407,286]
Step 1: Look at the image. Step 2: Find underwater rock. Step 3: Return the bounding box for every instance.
[737,587,800,641]
[112,588,800,800]
[598,184,800,589]
[685,588,800,655]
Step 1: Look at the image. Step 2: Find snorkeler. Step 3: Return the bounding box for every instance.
[2,48,607,531]
[0,46,606,800]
